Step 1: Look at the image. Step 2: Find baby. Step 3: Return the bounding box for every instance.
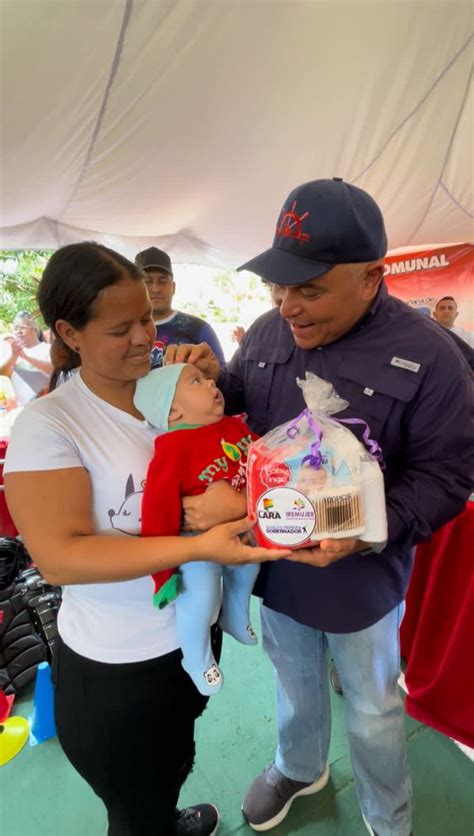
[134,363,260,696]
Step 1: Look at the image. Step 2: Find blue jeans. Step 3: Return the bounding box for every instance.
[261,604,412,836]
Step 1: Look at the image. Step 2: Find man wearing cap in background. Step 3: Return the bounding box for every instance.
[135,246,225,369]
[168,179,473,836]
[0,311,52,405]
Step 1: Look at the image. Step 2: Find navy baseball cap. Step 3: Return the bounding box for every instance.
[238,178,387,285]
[135,246,173,274]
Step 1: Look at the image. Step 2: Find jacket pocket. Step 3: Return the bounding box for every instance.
[336,357,422,440]
[244,343,294,434]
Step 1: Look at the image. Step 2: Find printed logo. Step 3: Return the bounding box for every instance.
[221,439,242,462]
[150,340,166,369]
[256,488,316,547]
[108,475,143,535]
[276,201,310,244]
[390,356,421,373]
[261,462,292,488]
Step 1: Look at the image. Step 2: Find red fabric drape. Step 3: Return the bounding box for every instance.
[400,502,474,747]
[0,440,18,537]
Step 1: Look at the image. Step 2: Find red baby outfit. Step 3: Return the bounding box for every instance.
[141,415,258,607]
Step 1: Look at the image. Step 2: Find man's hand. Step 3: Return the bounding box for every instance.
[289,538,367,568]
[164,342,220,381]
[232,325,246,344]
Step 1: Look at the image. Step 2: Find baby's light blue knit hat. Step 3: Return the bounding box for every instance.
[134,364,188,429]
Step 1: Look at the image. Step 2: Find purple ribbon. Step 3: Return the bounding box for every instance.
[337,418,385,470]
[286,408,385,471]
[287,409,323,469]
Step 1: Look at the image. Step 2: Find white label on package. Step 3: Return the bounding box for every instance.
[256,487,316,547]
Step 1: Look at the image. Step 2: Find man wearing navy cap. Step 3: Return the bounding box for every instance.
[135,246,225,368]
[167,179,473,836]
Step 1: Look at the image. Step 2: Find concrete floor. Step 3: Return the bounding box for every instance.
[2,607,473,836]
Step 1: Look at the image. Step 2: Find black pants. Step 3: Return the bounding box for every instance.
[53,628,221,836]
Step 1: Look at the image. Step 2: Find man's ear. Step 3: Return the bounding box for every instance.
[362,260,384,299]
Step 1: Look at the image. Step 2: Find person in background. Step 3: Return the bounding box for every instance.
[413,304,473,372]
[0,374,17,440]
[0,375,16,411]
[4,242,288,836]
[0,311,52,405]
[432,296,474,347]
[135,247,225,368]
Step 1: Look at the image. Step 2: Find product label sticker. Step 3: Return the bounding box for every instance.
[260,462,292,488]
[256,487,316,546]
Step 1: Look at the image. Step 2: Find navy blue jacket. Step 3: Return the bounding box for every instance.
[220,284,474,632]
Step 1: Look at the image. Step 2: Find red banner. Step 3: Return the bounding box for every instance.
[384,243,473,334]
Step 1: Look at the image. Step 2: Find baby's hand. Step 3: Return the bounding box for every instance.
[182,482,247,531]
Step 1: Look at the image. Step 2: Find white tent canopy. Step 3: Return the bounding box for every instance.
[1,0,472,267]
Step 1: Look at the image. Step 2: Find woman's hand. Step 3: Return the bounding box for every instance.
[288,538,366,568]
[182,481,247,531]
[4,336,21,359]
[196,516,290,565]
[164,342,220,381]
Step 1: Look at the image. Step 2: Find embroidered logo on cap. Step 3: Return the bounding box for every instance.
[276,201,310,244]
[390,356,421,373]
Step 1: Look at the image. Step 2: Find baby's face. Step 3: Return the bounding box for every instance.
[170,365,225,425]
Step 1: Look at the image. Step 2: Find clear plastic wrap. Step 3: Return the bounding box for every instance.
[247,373,387,550]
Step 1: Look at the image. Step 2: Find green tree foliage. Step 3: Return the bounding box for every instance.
[0,251,270,337]
[0,250,52,333]
[178,269,270,323]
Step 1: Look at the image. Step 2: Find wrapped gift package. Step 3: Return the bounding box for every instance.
[247,373,387,550]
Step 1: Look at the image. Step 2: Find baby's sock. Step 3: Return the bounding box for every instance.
[181,660,223,696]
[218,612,258,646]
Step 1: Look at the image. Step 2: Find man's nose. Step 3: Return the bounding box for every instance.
[279,289,301,319]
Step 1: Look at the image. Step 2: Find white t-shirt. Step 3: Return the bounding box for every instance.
[11,342,52,405]
[4,371,180,663]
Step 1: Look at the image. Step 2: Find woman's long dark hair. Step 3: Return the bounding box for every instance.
[38,243,142,390]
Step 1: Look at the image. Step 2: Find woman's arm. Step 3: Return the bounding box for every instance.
[20,349,53,376]
[0,339,18,376]
[5,469,288,586]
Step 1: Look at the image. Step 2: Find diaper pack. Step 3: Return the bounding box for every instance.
[247,373,387,550]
